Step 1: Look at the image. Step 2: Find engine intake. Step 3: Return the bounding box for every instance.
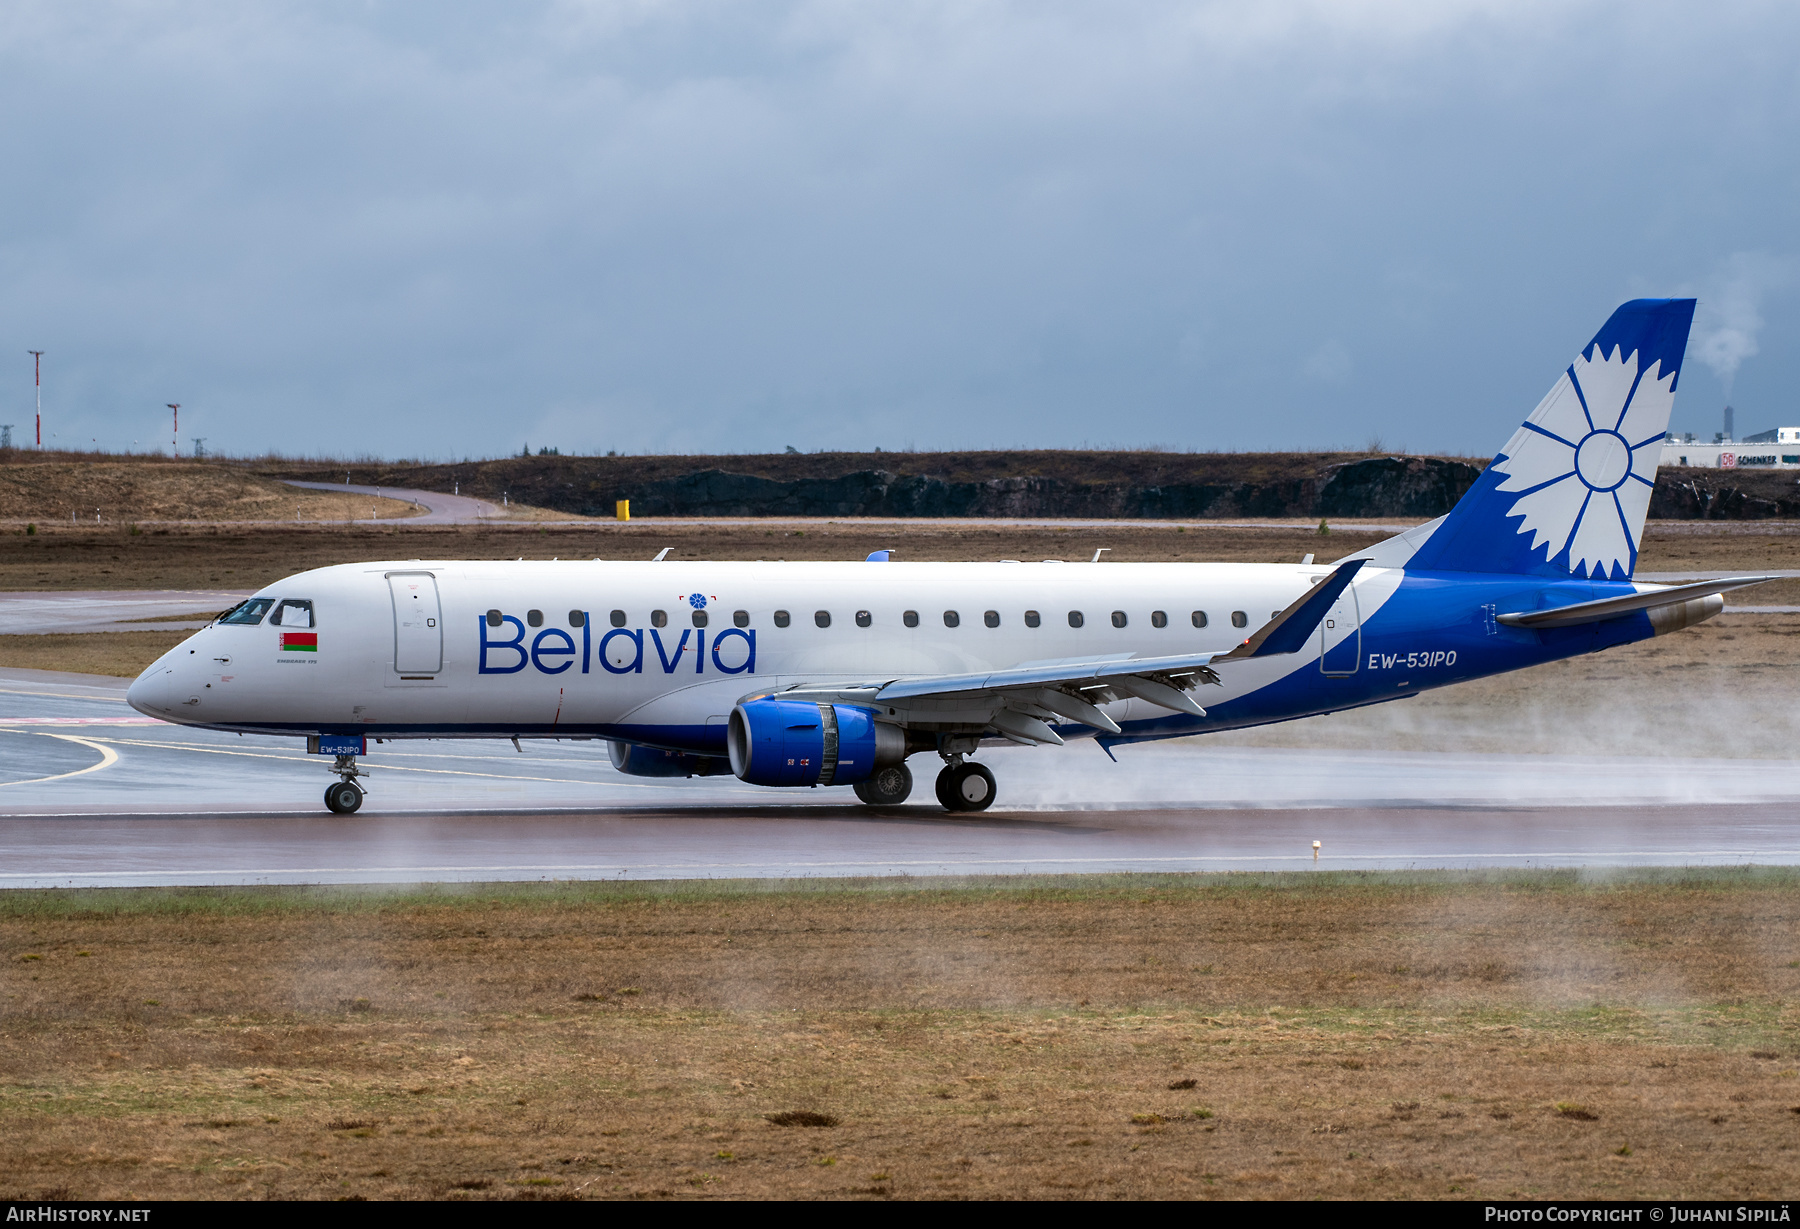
[608,741,732,778]
[727,698,905,787]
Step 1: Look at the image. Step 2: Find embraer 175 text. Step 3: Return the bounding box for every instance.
[129,299,1768,815]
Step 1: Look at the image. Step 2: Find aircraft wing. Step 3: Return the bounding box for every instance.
[761,558,1368,744]
[871,650,1226,702]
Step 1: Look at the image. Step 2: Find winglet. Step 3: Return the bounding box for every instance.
[1219,559,1366,660]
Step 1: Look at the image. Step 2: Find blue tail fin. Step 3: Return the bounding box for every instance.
[1402,298,1696,580]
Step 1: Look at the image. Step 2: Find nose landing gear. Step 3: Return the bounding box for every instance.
[323,752,365,814]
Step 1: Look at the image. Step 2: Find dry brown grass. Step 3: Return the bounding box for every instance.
[2,518,1794,596]
[0,462,425,524]
[0,519,1392,593]
[0,631,189,677]
[3,873,1800,1200]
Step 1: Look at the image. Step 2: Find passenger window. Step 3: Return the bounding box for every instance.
[774,610,791,628]
[903,610,919,628]
[569,610,585,628]
[1068,610,1084,628]
[651,610,668,628]
[219,597,275,626]
[855,610,872,627]
[527,610,544,628]
[733,610,750,628]
[1110,611,1127,628]
[691,610,708,628]
[815,610,831,628]
[1151,610,1167,628]
[983,611,999,628]
[1231,611,1247,628]
[943,611,960,628]
[1191,611,1208,628]
[610,610,627,628]
[270,599,314,628]
[486,609,503,628]
[1024,610,1041,628]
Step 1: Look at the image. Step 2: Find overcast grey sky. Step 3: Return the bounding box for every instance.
[1,1,1795,460]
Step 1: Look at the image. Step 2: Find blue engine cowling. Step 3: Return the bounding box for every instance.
[727,698,905,787]
[608,741,733,778]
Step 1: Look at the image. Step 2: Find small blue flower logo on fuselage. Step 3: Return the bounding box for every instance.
[688,593,707,609]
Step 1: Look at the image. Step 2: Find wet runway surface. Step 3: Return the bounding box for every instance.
[3,667,1798,888]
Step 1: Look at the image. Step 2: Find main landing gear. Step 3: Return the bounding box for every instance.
[853,763,914,806]
[847,752,996,812]
[934,758,996,813]
[323,753,365,814]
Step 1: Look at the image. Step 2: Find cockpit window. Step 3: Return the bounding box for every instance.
[270,599,314,628]
[217,598,275,626]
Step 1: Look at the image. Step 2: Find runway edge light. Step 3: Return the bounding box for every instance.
[616,500,630,521]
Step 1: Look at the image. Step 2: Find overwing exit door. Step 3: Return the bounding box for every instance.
[387,572,442,674]
[1318,584,1361,676]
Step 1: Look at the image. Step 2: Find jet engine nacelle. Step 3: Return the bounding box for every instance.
[727,698,905,787]
[608,741,733,778]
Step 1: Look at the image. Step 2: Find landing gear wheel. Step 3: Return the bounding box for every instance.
[324,780,364,814]
[854,763,913,806]
[938,761,996,812]
[935,765,957,810]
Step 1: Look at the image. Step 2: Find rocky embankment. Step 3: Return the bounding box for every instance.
[268,451,1800,521]
[283,453,1487,519]
[1649,470,1800,519]
[579,455,1484,519]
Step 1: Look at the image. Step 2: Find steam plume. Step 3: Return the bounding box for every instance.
[1690,252,1791,393]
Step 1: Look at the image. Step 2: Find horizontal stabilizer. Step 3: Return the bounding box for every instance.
[1218,558,1367,660]
[1496,576,1776,628]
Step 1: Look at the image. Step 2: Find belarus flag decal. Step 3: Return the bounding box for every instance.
[280,632,318,653]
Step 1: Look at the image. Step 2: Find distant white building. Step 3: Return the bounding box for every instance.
[1660,429,1800,470]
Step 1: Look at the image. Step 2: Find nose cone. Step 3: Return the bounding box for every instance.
[127,663,182,718]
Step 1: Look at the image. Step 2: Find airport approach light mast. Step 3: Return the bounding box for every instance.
[168,404,179,456]
[28,351,42,448]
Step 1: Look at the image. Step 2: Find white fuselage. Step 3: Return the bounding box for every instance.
[127,558,1395,745]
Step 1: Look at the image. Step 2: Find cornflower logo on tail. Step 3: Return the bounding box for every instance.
[1490,344,1675,580]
